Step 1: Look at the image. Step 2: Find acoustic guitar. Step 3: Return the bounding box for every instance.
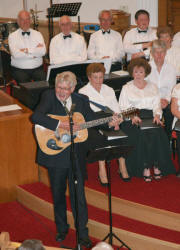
[35,108,139,155]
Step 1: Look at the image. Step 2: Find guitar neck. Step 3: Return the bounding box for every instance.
[80,108,138,130]
[80,116,112,130]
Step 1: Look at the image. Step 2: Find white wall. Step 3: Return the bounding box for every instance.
[0,0,23,18]
[0,0,158,27]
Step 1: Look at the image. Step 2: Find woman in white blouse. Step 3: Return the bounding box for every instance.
[79,63,130,185]
[171,84,180,177]
[119,58,175,182]
[146,39,176,140]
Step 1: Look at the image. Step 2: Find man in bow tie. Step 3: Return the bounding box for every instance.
[50,15,87,65]
[8,10,46,84]
[88,10,124,71]
[123,9,157,62]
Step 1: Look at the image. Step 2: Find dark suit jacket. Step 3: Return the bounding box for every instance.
[31,89,100,178]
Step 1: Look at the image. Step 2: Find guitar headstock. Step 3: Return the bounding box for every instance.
[121,108,140,119]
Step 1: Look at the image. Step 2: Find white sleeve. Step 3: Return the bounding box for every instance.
[74,36,87,61]
[109,89,120,113]
[87,34,99,60]
[172,33,180,48]
[118,85,132,110]
[172,84,180,98]
[49,37,60,65]
[112,34,125,62]
[164,68,177,102]
[28,32,46,57]
[152,88,162,118]
[123,31,142,54]
[8,33,29,59]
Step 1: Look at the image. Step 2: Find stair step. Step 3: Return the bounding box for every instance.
[19,178,180,233]
[16,182,180,250]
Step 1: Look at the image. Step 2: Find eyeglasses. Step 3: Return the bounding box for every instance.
[56,86,72,91]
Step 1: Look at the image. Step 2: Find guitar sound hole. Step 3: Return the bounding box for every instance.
[47,139,62,150]
[61,133,77,143]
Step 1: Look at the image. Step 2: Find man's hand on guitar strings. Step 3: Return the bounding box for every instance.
[132,116,142,126]
[59,122,81,132]
[109,113,123,130]
[153,115,164,126]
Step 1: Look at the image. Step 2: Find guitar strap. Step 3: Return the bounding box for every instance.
[74,92,114,114]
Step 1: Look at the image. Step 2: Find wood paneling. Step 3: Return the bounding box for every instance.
[158,0,180,33]
[158,0,168,27]
[0,91,38,203]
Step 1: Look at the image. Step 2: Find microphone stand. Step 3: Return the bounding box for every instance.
[68,108,81,250]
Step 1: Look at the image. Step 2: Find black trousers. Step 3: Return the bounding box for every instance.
[176,132,180,170]
[11,65,46,84]
[47,162,88,239]
[163,104,174,140]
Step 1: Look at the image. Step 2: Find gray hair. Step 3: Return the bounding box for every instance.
[17,239,45,250]
[151,39,167,54]
[98,10,113,20]
[55,71,77,88]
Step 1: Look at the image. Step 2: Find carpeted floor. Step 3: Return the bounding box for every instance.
[0,155,180,248]
[0,201,101,249]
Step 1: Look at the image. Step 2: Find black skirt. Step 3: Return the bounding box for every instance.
[121,109,176,177]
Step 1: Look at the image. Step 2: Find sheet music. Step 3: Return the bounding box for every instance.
[0,104,22,112]
[47,58,112,81]
[99,129,128,140]
[111,70,129,76]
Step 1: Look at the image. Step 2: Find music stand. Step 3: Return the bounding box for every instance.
[87,145,132,249]
[47,2,82,41]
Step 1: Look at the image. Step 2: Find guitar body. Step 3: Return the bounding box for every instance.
[35,108,139,156]
[35,112,88,155]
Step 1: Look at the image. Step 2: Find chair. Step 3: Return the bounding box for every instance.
[0,49,17,95]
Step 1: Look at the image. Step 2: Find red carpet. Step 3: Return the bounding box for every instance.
[0,201,100,249]
[20,182,180,244]
[1,155,180,248]
[86,158,180,213]
[21,158,180,214]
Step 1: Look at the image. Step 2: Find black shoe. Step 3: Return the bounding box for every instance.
[80,237,92,248]
[118,170,131,182]
[176,171,180,178]
[56,231,68,242]
[98,175,108,187]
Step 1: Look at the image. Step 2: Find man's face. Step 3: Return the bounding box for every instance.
[59,16,72,35]
[18,11,31,31]
[159,33,172,48]
[100,12,112,31]
[136,14,149,31]
[55,82,74,102]
[152,48,166,65]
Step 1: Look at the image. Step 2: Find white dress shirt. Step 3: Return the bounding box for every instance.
[123,27,157,61]
[146,60,176,102]
[165,47,180,76]
[119,80,162,118]
[49,32,87,65]
[87,29,124,62]
[79,82,120,113]
[172,32,180,48]
[8,28,46,69]
[171,83,180,128]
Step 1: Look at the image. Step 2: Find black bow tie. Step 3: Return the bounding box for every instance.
[102,30,110,35]
[22,31,30,36]
[63,34,72,39]
[138,29,147,33]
